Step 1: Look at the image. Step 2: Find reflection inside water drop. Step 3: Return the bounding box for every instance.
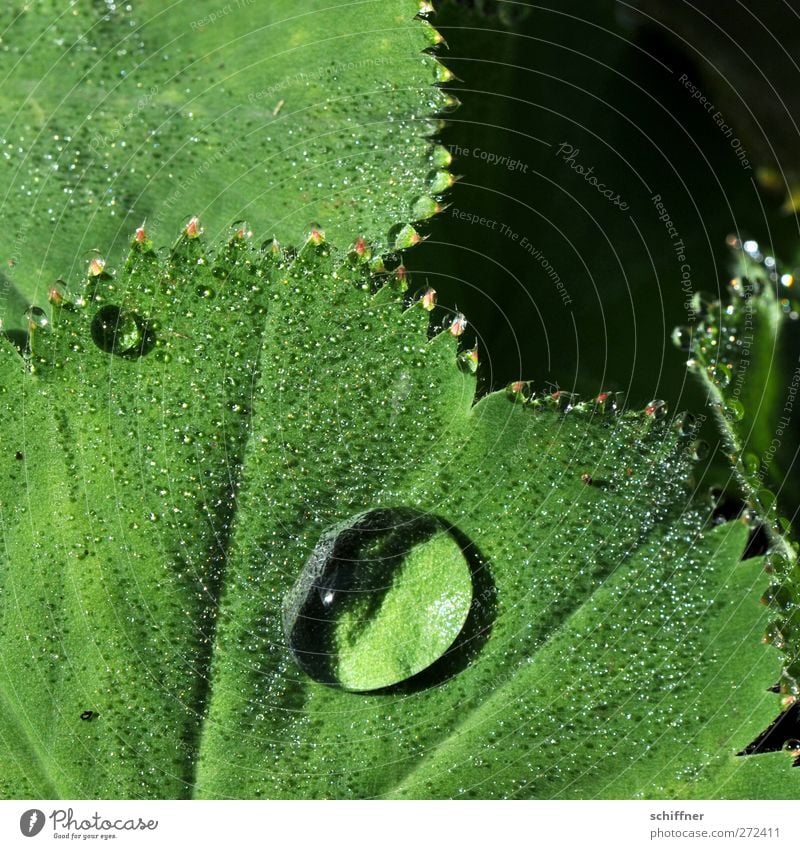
[90,305,153,357]
[283,507,492,692]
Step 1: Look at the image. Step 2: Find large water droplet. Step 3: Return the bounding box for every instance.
[283,508,485,692]
[90,305,149,356]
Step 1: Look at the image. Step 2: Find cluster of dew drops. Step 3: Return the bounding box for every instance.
[672,235,799,420]
[670,236,800,705]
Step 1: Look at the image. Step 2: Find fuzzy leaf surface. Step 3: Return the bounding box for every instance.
[0,235,790,798]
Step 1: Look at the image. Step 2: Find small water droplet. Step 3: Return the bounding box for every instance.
[743,453,761,475]
[88,256,106,277]
[644,399,667,419]
[743,239,760,257]
[707,362,732,389]
[449,312,467,337]
[419,287,437,311]
[24,306,49,330]
[782,739,800,756]
[673,412,697,438]
[458,345,479,374]
[506,380,533,403]
[671,325,693,352]
[764,621,787,649]
[726,398,745,421]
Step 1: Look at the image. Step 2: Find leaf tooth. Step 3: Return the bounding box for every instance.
[410,195,445,222]
[448,311,467,337]
[457,343,479,374]
[431,145,453,169]
[307,226,326,246]
[436,92,461,116]
[419,20,447,48]
[419,286,437,312]
[420,117,447,138]
[230,221,253,242]
[428,168,457,194]
[48,283,65,306]
[263,236,282,259]
[433,61,457,85]
[506,380,534,403]
[369,254,386,275]
[88,255,106,277]
[352,236,370,259]
[184,215,203,239]
[392,223,423,251]
[415,0,435,20]
[644,399,668,420]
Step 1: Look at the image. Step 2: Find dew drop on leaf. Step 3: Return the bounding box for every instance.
[90,305,145,355]
[726,398,745,422]
[282,508,475,692]
[707,362,732,389]
[783,739,800,757]
[644,399,668,419]
[671,325,693,352]
[24,306,49,330]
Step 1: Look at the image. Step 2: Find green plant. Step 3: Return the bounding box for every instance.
[1,0,798,800]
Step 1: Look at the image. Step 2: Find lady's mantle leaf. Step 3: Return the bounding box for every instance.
[0,0,451,321]
[0,231,791,798]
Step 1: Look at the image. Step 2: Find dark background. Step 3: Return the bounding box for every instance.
[406,0,800,414]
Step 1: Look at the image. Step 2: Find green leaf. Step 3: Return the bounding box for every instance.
[0,273,32,336]
[676,238,800,695]
[0,233,792,798]
[0,0,449,314]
